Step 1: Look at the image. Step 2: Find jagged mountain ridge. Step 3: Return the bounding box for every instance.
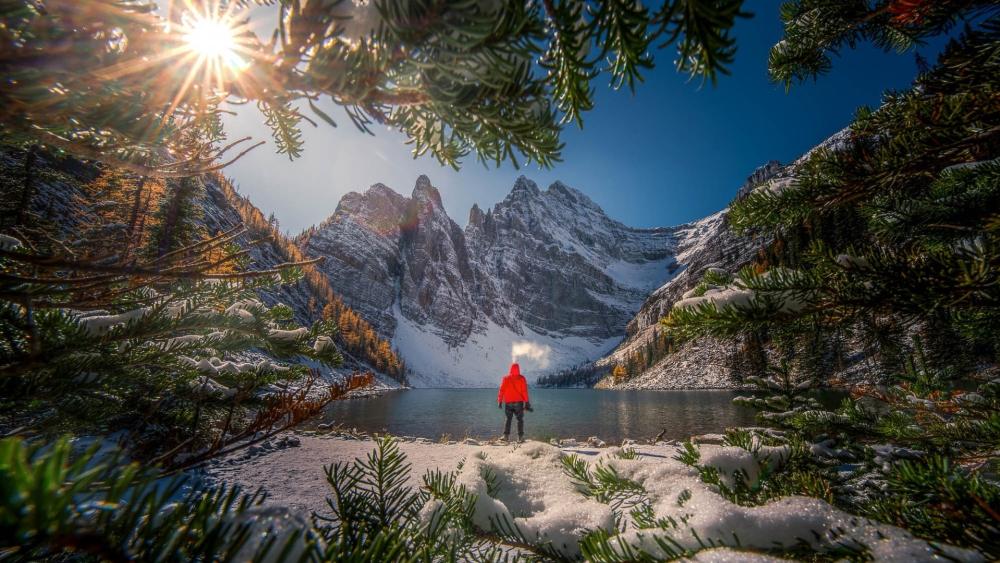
[594,190,776,390]
[299,175,680,386]
[595,129,855,390]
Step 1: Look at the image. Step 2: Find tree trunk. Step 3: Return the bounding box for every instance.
[16,145,38,226]
[124,177,148,262]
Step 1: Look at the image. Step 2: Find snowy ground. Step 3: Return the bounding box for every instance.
[204,432,981,562]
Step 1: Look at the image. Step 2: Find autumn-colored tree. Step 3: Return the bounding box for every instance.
[611,364,628,383]
[210,172,405,383]
[75,168,166,262]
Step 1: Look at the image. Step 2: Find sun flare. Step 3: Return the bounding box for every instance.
[183,15,247,71]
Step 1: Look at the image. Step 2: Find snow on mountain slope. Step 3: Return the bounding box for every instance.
[594,131,860,390]
[594,159,797,389]
[300,175,679,386]
[392,304,621,388]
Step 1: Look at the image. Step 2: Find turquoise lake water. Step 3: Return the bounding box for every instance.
[319,388,763,443]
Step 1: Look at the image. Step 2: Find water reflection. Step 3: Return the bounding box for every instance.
[318,389,765,443]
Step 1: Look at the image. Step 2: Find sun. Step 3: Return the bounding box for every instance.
[183,14,248,71]
[185,17,234,60]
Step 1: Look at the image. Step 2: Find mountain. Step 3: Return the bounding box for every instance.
[0,146,404,383]
[594,129,855,389]
[593,202,770,390]
[299,175,680,386]
[199,174,406,382]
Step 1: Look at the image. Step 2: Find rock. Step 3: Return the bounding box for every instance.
[549,438,560,446]
[734,159,783,200]
[621,439,638,447]
[586,436,607,448]
[691,434,726,445]
[462,438,481,446]
[317,423,333,430]
[559,438,579,447]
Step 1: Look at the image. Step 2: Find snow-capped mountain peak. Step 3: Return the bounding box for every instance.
[301,176,680,386]
[411,174,443,207]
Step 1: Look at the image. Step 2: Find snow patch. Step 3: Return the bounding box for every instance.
[602,256,675,293]
[393,304,620,388]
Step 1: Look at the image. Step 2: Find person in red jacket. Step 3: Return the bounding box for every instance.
[497,362,533,442]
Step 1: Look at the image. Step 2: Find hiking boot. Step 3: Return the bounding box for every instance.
[517,435,525,443]
[500,435,509,443]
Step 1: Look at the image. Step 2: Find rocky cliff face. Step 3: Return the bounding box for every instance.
[594,158,789,389]
[593,208,767,390]
[300,175,679,386]
[299,183,409,336]
[594,131,860,389]
[734,160,783,200]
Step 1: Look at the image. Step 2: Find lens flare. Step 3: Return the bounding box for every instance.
[183,15,248,71]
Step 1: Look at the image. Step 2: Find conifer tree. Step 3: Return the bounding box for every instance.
[664,2,1000,555]
[611,363,628,383]
[147,176,206,259]
[0,0,750,177]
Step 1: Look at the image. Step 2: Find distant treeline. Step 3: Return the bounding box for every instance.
[535,362,609,388]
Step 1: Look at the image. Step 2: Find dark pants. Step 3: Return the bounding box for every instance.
[504,402,525,438]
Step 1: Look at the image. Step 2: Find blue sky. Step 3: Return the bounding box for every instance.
[222,1,944,234]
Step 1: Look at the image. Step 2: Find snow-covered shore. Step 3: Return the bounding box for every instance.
[204,432,981,562]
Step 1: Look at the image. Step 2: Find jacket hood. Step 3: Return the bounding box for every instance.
[508,363,521,377]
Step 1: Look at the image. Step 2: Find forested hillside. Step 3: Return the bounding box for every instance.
[0,147,406,382]
[208,173,406,380]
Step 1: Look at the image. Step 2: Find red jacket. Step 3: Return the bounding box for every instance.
[498,363,530,404]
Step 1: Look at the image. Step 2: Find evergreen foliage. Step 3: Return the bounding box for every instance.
[0,147,355,465]
[72,168,166,263]
[146,176,206,260]
[0,0,751,176]
[0,435,317,561]
[304,437,572,560]
[0,225,343,463]
[662,3,1000,557]
[535,362,608,387]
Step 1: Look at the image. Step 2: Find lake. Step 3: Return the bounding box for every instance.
[318,388,763,443]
